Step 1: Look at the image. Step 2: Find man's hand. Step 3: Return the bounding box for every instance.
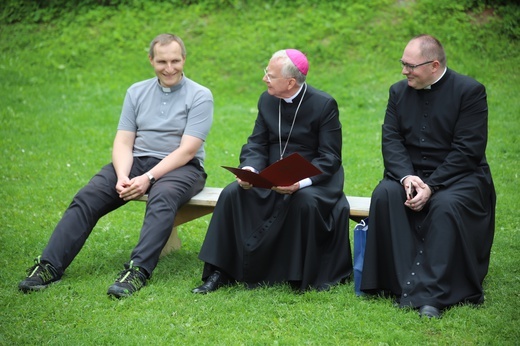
[237,177,253,190]
[272,183,299,195]
[117,175,150,201]
[403,176,432,212]
[115,176,131,195]
[237,167,255,190]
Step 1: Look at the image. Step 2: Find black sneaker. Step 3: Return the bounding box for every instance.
[19,256,61,293]
[107,261,147,298]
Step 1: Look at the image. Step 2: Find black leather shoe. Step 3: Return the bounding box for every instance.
[419,305,441,319]
[192,271,227,294]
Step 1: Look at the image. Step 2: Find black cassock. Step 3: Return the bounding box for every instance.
[361,69,496,309]
[198,84,352,290]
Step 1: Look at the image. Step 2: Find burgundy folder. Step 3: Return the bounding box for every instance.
[222,153,322,189]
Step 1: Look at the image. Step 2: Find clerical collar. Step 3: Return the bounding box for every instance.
[157,74,185,93]
[283,83,305,103]
[424,67,447,89]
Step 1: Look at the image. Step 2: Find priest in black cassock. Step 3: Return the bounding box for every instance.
[192,49,352,293]
[360,35,496,318]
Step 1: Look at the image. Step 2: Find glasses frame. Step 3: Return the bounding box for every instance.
[264,67,291,83]
[400,60,434,72]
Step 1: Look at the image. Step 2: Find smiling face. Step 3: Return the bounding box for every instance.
[149,41,186,88]
[401,39,439,90]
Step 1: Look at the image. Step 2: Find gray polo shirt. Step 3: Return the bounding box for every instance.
[117,76,213,167]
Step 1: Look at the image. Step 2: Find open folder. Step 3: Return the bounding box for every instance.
[222,152,322,189]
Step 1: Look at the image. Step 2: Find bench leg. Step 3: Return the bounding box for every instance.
[160,226,182,258]
[158,205,215,258]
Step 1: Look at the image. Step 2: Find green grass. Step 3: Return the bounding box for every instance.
[1,0,519,345]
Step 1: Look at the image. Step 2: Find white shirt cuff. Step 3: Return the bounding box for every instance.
[298,178,312,189]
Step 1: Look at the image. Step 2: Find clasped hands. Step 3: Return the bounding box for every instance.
[116,174,151,201]
[403,176,433,212]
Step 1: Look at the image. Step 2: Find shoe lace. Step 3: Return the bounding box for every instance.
[115,261,146,289]
[26,256,56,282]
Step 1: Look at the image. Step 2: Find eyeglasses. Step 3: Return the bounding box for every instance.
[264,68,288,83]
[400,60,434,72]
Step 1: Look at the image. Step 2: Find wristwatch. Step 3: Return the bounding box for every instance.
[145,172,156,185]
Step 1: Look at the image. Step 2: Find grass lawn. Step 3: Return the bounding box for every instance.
[0,0,519,344]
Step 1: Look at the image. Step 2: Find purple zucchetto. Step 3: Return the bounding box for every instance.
[286,49,309,75]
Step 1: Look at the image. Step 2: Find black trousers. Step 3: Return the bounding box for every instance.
[41,156,206,277]
[361,172,495,309]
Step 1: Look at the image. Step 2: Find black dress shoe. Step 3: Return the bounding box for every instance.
[419,305,441,319]
[192,271,227,294]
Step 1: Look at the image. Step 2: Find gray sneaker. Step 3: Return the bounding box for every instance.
[19,256,61,293]
[107,261,147,298]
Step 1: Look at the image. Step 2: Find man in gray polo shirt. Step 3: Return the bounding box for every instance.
[18,33,214,298]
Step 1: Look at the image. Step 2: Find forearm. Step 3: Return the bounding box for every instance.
[112,137,134,180]
[147,135,203,180]
[148,149,195,180]
[112,155,133,180]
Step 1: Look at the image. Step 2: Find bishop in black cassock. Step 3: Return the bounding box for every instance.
[193,49,352,293]
[360,35,496,318]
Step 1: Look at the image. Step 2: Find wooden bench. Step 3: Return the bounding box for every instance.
[137,187,370,257]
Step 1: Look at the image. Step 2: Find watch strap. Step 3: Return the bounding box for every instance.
[145,172,156,184]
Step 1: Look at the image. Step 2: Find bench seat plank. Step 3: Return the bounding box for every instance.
[138,187,369,222]
[136,187,370,256]
[346,196,371,220]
